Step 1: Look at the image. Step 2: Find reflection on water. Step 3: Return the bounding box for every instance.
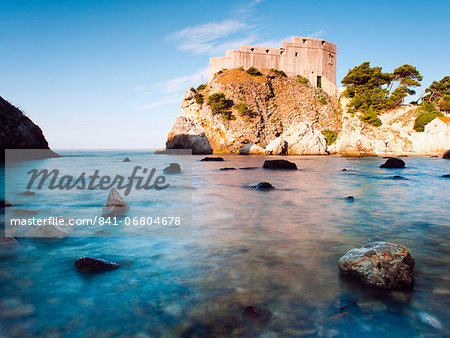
[0,153,449,336]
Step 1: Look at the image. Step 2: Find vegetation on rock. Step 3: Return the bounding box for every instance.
[196,83,207,91]
[413,101,444,132]
[235,102,254,119]
[195,93,204,104]
[207,92,235,120]
[270,69,287,77]
[297,75,309,85]
[321,129,338,145]
[423,76,450,112]
[341,62,422,127]
[246,67,262,76]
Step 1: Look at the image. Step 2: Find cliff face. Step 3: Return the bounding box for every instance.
[167,68,341,154]
[165,68,441,155]
[0,96,58,160]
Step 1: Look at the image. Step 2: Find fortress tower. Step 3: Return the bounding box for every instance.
[209,37,337,96]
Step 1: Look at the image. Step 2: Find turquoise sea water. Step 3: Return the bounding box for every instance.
[0,152,449,337]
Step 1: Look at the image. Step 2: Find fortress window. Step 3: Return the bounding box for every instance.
[328,53,333,66]
[266,49,270,53]
[280,50,284,55]
[302,39,307,43]
[321,40,325,46]
[250,48,254,52]
[295,52,299,57]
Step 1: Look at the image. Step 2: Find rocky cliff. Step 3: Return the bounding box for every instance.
[165,68,442,155]
[0,96,58,161]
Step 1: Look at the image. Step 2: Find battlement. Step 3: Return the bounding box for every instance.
[209,36,337,96]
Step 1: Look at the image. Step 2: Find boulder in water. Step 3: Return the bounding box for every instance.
[338,241,415,289]
[122,157,131,162]
[103,188,129,211]
[263,159,297,170]
[165,116,213,154]
[201,157,224,162]
[28,217,73,237]
[252,182,275,191]
[163,163,181,174]
[265,137,288,155]
[1,200,13,207]
[380,158,405,168]
[442,150,450,159]
[220,167,237,170]
[17,191,35,196]
[242,305,272,323]
[75,257,119,273]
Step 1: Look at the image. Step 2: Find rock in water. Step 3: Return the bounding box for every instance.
[418,312,443,330]
[201,157,224,162]
[263,159,297,170]
[122,157,131,162]
[242,305,272,323]
[104,188,129,211]
[253,182,275,191]
[0,96,59,161]
[17,191,35,196]
[442,174,450,178]
[1,200,13,207]
[163,163,181,174]
[338,242,415,290]
[75,257,119,273]
[443,149,450,159]
[239,143,266,155]
[345,196,354,201]
[380,158,405,168]
[165,116,213,154]
[220,167,237,170]
[335,298,357,312]
[28,217,73,237]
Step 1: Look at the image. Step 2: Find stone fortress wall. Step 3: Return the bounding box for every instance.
[209,37,338,96]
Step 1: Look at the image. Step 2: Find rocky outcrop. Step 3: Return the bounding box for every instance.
[0,96,58,161]
[338,241,415,289]
[164,68,341,155]
[163,163,181,174]
[104,188,129,211]
[166,116,213,154]
[239,143,265,155]
[380,158,405,168]
[75,257,119,273]
[443,150,450,159]
[263,159,297,170]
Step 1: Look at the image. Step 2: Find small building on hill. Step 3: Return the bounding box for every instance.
[412,116,450,153]
[209,37,338,96]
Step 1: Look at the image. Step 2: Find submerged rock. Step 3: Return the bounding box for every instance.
[17,191,35,196]
[392,175,407,180]
[220,167,237,170]
[165,116,213,154]
[28,217,73,237]
[12,209,38,216]
[239,167,258,170]
[442,174,450,178]
[342,168,347,171]
[239,143,266,155]
[263,159,297,170]
[122,157,131,162]
[242,305,272,323]
[380,158,405,168]
[201,157,224,162]
[418,312,443,330]
[443,150,450,159]
[252,182,275,191]
[338,241,415,290]
[335,298,357,312]
[163,163,181,174]
[345,196,354,201]
[103,188,129,211]
[1,200,13,207]
[75,257,119,273]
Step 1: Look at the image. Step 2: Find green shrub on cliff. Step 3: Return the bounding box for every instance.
[270,69,287,77]
[235,102,255,119]
[316,90,327,105]
[321,130,338,145]
[197,84,207,91]
[207,92,234,120]
[413,102,443,132]
[246,67,262,76]
[195,93,204,104]
[297,75,309,85]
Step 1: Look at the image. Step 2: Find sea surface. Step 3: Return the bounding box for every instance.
[0,152,449,337]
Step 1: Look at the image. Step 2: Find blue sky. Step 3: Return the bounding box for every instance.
[1,0,449,149]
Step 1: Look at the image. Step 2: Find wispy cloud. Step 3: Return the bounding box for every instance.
[136,97,181,110]
[310,29,326,38]
[153,66,209,94]
[166,20,256,55]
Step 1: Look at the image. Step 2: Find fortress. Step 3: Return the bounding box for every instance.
[209,36,338,96]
